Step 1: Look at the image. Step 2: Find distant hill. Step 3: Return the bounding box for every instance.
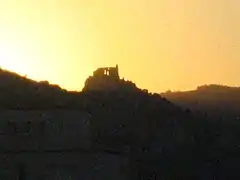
[162,84,240,118]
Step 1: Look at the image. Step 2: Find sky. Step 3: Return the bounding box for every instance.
[0,0,239,92]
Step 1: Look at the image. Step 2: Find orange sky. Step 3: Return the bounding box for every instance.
[0,0,239,92]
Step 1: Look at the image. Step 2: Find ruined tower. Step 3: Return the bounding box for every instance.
[93,64,119,80]
[83,65,121,91]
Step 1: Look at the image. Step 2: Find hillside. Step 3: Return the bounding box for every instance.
[0,67,180,112]
[0,67,240,179]
[0,67,69,109]
[162,84,240,118]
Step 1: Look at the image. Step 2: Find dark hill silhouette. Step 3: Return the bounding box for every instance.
[0,66,178,111]
[162,84,240,118]
[0,67,70,109]
[0,67,240,179]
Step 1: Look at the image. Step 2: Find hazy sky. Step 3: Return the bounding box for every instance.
[0,0,239,92]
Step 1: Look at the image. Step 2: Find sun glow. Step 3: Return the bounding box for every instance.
[0,29,96,91]
[0,0,101,91]
[0,0,239,92]
[0,37,31,76]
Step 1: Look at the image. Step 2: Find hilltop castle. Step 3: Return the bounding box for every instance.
[83,64,140,93]
[93,65,119,80]
[83,65,121,91]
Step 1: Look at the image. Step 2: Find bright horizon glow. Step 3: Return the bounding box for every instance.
[0,0,239,93]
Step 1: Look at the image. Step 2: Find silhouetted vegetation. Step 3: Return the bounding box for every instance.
[0,67,240,179]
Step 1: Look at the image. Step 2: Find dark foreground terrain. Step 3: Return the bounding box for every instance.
[0,67,240,179]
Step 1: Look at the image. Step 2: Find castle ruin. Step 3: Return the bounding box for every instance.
[83,65,121,91]
[93,65,119,80]
[83,64,138,92]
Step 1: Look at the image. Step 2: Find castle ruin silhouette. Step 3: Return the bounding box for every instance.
[93,64,119,80]
[83,65,122,91]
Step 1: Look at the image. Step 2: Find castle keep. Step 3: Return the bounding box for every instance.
[93,65,119,80]
[83,65,121,91]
